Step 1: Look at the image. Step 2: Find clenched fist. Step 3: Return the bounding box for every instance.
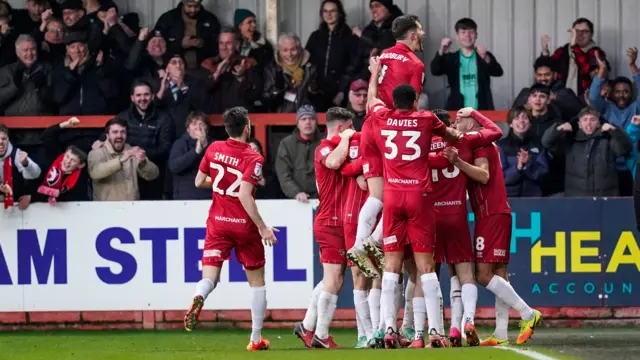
[18,151,28,166]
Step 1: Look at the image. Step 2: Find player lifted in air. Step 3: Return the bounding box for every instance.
[295,107,357,349]
[428,107,504,347]
[443,111,543,346]
[185,107,278,351]
[347,14,427,275]
[368,56,462,349]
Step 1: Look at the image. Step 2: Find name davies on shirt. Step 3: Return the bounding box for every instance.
[386,118,418,127]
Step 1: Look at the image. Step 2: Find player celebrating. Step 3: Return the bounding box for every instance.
[428,107,504,347]
[347,14,427,276]
[367,56,462,349]
[443,112,543,346]
[295,107,356,349]
[185,107,278,352]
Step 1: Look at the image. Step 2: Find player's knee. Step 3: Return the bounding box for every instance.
[383,253,404,274]
[351,268,370,290]
[455,263,475,285]
[475,265,494,287]
[245,267,266,287]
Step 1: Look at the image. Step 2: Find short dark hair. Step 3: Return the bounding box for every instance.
[326,107,354,124]
[66,145,87,164]
[573,17,594,33]
[612,76,633,90]
[507,106,532,124]
[130,78,152,95]
[105,118,128,133]
[392,84,417,110]
[0,123,8,136]
[432,109,451,127]
[248,138,264,155]
[578,106,601,120]
[455,18,477,32]
[219,26,242,43]
[533,56,555,72]
[185,110,208,128]
[223,106,249,138]
[391,14,420,40]
[529,83,550,96]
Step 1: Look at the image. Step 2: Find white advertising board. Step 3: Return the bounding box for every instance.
[0,200,315,312]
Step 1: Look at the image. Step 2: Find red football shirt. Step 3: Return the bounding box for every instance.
[314,139,348,227]
[468,144,511,220]
[342,137,368,224]
[372,105,446,192]
[376,42,425,108]
[429,131,493,215]
[198,139,264,232]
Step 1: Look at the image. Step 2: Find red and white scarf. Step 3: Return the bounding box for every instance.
[2,151,13,209]
[37,153,81,206]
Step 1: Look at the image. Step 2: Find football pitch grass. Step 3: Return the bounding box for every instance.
[0,327,637,360]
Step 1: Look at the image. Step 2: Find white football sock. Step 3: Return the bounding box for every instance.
[486,276,533,320]
[195,278,215,299]
[461,283,478,325]
[402,279,415,329]
[437,285,445,335]
[450,276,462,331]
[412,297,426,339]
[421,272,442,334]
[354,290,372,338]
[354,197,383,251]
[315,291,338,339]
[250,286,266,343]
[368,288,381,331]
[302,282,324,331]
[382,272,400,331]
[370,215,384,245]
[378,296,385,331]
[494,297,510,340]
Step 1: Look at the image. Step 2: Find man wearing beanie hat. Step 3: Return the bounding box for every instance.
[275,104,321,202]
[234,8,273,79]
[154,0,221,70]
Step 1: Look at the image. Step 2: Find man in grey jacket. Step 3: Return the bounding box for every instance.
[275,105,321,202]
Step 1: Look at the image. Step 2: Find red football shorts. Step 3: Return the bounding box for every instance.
[360,119,383,180]
[382,191,435,254]
[434,212,474,264]
[474,214,512,264]
[202,225,265,270]
[315,224,346,264]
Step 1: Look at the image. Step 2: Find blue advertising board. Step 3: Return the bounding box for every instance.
[314,198,640,308]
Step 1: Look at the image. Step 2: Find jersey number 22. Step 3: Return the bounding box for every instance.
[210,163,242,197]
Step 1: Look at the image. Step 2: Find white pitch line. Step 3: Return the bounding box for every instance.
[497,346,560,360]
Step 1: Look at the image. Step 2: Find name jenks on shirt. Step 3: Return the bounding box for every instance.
[386,118,418,127]
[214,152,239,167]
[379,52,409,62]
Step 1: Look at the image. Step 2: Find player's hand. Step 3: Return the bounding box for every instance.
[556,122,573,132]
[339,128,356,140]
[443,147,459,164]
[60,117,80,128]
[601,123,615,132]
[18,151,29,167]
[356,175,368,191]
[295,192,309,203]
[259,226,279,247]
[457,107,475,118]
[0,183,12,197]
[368,56,380,75]
[440,37,452,54]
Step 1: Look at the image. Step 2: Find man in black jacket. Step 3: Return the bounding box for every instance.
[154,0,220,71]
[114,79,173,200]
[430,17,503,110]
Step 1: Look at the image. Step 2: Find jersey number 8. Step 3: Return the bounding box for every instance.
[210,163,242,197]
[381,130,421,161]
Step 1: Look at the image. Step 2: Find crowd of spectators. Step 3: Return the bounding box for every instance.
[0,0,639,211]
